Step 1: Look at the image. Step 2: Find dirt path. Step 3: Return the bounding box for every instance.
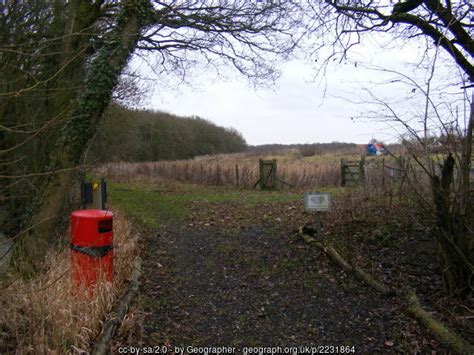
[130,202,430,354]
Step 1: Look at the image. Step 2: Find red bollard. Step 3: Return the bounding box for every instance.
[70,210,113,290]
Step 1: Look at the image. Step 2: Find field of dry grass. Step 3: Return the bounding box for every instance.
[97,150,357,188]
[97,149,427,199]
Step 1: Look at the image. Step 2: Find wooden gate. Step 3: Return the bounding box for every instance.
[340,157,366,187]
[259,159,277,190]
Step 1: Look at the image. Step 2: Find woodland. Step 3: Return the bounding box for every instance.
[89,105,247,162]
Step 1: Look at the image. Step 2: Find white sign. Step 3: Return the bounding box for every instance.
[304,192,331,212]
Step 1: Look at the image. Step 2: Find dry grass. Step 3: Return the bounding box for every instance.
[96,153,431,220]
[0,209,138,353]
[97,152,343,188]
[97,152,427,197]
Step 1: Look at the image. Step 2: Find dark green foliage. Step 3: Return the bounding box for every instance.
[88,104,247,162]
[0,1,99,234]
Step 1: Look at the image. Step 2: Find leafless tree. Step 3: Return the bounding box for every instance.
[1,0,307,273]
[307,0,473,297]
[310,0,472,81]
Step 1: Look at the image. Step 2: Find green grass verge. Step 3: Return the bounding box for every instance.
[108,181,332,228]
[109,182,189,228]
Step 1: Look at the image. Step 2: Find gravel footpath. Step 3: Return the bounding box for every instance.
[131,214,440,354]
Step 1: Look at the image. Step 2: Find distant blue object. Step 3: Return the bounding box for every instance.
[367,141,387,156]
[367,144,377,156]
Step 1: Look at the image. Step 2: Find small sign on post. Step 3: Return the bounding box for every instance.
[304,192,332,237]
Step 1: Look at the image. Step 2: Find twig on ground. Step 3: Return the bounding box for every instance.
[92,257,142,355]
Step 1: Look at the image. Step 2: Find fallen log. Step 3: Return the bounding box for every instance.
[300,229,393,296]
[92,257,142,355]
[406,290,474,355]
[299,229,474,354]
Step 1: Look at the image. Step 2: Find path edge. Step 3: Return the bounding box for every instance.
[92,256,142,355]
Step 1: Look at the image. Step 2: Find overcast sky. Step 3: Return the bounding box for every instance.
[131,32,466,146]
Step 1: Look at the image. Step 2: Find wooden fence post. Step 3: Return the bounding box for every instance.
[382,157,386,191]
[359,156,366,185]
[341,159,346,187]
[216,164,221,185]
[272,159,277,188]
[235,164,239,187]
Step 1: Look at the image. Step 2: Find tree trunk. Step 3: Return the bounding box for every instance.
[14,1,153,274]
[432,92,474,298]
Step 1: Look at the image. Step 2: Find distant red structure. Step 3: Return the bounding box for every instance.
[70,210,113,291]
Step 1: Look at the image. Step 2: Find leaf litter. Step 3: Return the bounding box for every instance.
[111,187,472,354]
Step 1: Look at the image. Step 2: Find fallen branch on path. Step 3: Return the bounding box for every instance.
[299,228,474,355]
[299,229,393,296]
[92,257,142,355]
[406,290,474,355]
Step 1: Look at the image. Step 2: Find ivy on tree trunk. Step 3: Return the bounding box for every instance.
[14,0,154,274]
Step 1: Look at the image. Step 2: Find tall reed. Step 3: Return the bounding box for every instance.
[98,153,342,188]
